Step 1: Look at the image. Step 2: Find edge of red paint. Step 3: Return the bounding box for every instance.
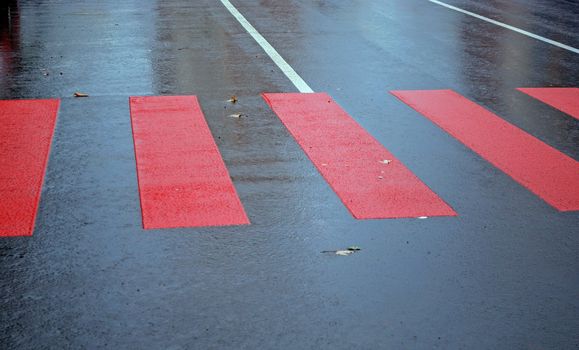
[390,89,579,212]
[129,95,250,229]
[0,99,60,237]
[517,87,579,121]
[262,92,457,220]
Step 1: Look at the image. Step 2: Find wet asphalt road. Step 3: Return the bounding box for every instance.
[1,0,578,349]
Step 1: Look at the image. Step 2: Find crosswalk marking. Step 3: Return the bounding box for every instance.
[263,92,457,219]
[517,88,579,121]
[391,89,579,211]
[0,99,60,237]
[1,87,576,237]
[129,95,250,229]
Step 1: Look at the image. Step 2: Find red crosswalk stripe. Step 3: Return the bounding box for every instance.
[517,87,579,120]
[391,89,579,211]
[0,99,60,237]
[129,95,249,229]
[263,92,456,219]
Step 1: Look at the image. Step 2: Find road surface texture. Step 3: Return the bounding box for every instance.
[1,0,578,349]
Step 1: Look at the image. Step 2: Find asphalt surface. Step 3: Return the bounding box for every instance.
[1,0,578,349]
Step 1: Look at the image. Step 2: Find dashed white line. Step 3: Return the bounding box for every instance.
[428,0,579,54]
[219,0,314,93]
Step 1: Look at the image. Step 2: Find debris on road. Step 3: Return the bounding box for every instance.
[379,159,392,164]
[322,246,361,256]
[228,113,247,118]
[73,92,89,97]
[335,250,354,256]
[228,95,238,104]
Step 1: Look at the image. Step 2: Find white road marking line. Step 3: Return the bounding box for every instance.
[219,0,314,93]
[428,0,579,54]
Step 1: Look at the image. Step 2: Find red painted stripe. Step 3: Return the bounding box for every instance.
[391,90,579,211]
[129,96,249,229]
[0,99,60,237]
[517,87,579,120]
[262,92,456,219]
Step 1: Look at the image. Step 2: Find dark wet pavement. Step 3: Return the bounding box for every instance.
[1,0,578,349]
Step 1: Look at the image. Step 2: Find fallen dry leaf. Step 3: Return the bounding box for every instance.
[335,250,354,256]
[74,92,89,97]
[228,95,238,104]
[322,246,362,256]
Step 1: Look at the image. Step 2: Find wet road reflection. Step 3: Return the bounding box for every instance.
[0,0,157,98]
[0,1,20,97]
[455,3,579,157]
